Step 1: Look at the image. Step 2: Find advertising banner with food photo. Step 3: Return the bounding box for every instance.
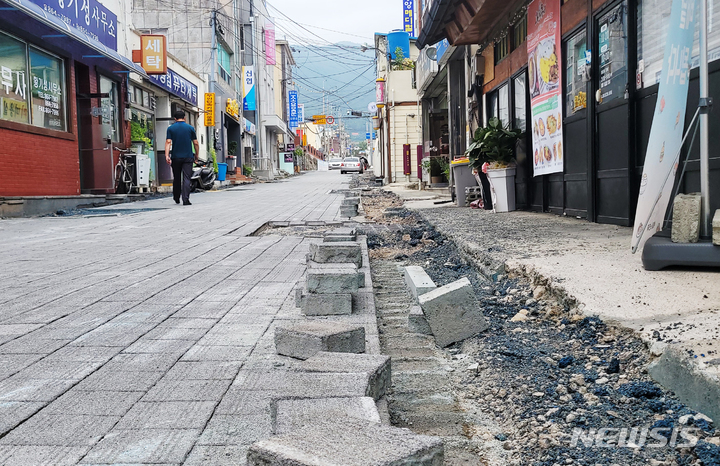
[527,0,563,176]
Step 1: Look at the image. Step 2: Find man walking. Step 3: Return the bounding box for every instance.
[165,109,199,205]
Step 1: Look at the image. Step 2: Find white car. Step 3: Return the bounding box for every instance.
[328,157,343,170]
[340,157,363,174]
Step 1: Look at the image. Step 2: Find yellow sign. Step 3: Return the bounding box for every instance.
[226,98,240,120]
[312,114,326,125]
[204,93,215,127]
[140,35,167,75]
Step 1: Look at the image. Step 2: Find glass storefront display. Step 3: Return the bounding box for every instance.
[513,73,527,132]
[565,29,588,114]
[0,32,29,124]
[597,2,628,104]
[29,48,66,131]
[498,83,509,126]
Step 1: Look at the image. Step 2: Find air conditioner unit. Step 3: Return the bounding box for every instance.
[473,53,485,76]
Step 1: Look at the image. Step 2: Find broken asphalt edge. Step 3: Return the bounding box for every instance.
[419,213,720,424]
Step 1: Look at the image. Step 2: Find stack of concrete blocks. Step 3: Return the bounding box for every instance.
[464,186,483,206]
[671,193,702,243]
[404,266,489,348]
[255,231,445,465]
[339,192,361,218]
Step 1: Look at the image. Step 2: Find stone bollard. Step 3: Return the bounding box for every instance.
[671,193,702,243]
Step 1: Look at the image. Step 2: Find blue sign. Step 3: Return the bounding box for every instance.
[403,0,415,37]
[365,132,371,139]
[288,90,299,129]
[29,0,118,50]
[149,68,198,106]
[436,39,449,62]
[243,66,255,111]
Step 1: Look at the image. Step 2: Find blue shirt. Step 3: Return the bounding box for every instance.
[166,121,197,160]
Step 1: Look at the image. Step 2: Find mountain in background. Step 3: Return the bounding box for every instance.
[291,42,376,143]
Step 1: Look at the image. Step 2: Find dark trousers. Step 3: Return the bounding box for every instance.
[171,158,193,203]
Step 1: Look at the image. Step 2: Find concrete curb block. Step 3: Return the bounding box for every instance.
[270,396,381,435]
[404,266,437,300]
[408,305,433,335]
[274,322,366,360]
[297,352,391,401]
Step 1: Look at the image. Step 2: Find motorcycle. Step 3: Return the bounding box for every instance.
[191,158,217,191]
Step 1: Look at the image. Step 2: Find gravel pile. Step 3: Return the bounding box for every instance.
[361,189,720,466]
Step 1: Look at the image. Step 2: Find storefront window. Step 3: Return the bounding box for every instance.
[29,48,66,131]
[0,32,30,124]
[130,108,155,181]
[486,90,499,122]
[498,83,509,127]
[513,73,527,132]
[99,76,120,142]
[598,3,628,104]
[218,43,232,84]
[565,29,588,114]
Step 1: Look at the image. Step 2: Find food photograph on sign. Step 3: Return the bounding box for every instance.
[528,36,559,99]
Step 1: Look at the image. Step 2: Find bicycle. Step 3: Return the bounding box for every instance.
[114,147,136,194]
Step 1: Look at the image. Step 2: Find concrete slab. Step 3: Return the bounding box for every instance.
[671,193,702,243]
[309,242,362,267]
[298,352,391,400]
[713,209,720,245]
[418,277,489,347]
[271,397,380,434]
[246,418,444,466]
[306,268,363,295]
[323,235,357,243]
[404,266,437,299]
[298,292,353,316]
[274,322,366,360]
[408,305,433,335]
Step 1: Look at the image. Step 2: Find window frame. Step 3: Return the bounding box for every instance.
[98,74,121,143]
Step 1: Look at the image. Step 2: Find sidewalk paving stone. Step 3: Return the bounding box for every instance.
[80,428,201,464]
[114,401,217,429]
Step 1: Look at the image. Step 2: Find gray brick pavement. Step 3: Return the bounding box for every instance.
[0,172,356,465]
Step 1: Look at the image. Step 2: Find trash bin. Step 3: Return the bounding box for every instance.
[451,159,478,207]
[217,163,228,181]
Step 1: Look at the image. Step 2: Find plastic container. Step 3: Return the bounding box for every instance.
[486,167,516,212]
[217,163,228,181]
[226,156,236,173]
[387,30,410,60]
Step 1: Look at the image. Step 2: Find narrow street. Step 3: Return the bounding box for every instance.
[0,172,349,465]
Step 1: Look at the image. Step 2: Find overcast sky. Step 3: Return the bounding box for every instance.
[267,0,406,46]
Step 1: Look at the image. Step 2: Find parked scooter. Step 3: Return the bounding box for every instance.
[191,158,217,191]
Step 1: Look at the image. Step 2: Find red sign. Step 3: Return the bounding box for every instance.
[403,144,411,175]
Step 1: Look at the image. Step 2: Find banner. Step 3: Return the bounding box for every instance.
[288,90,299,129]
[265,21,276,65]
[27,0,118,50]
[528,0,563,177]
[403,0,415,37]
[298,104,304,123]
[242,66,255,111]
[149,68,198,106]
[631,0,697,253]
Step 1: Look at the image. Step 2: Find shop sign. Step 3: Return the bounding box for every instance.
[403,0,415,37]
[265,21,276,65]
[26,0,118,50]
[298,103,304,123]
[204,92,215,127]
[149,68,198,106]
[527,0,563,177]
[631,0,696,253]
[243,66,256,111]
[312,114,326,125]
[226,98,240,119]
[283,152,293,163]
[139,35,167,75]
[243,117,256,135]
[288,90,298,129]
[375,78,386,108]
[286,143,295,151]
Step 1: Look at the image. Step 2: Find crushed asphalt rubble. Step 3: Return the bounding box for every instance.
[359,188,720,466]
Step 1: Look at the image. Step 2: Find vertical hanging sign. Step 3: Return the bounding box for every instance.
[631,0,697,253]
[288,90,299,129]
[403,0,415,37]
[242,66,256,111]
[204,93,215,127]
[528,0,563,176]
[403,144,411,175]
[265,21,276,65]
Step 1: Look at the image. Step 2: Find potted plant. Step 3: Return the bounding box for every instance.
[421,156,449,185]
[226,141,237,173]
[465,117,523,212]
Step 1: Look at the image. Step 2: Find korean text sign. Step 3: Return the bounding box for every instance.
[29,0,118,50]
[243,66,255,111]
[631,0,697,252]
[204,93,215,127]
[140,35,167,75]
[403,0,415,37]
[288,90,298,129]
[265,21,276,65]
[149,68,198,106]
[527,0,563,177]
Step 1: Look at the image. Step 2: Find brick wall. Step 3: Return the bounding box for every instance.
[0,61,80,196]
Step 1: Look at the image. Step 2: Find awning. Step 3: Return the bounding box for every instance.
[0,0,148,77]
[262,114,288,135]
[416,0,455,48]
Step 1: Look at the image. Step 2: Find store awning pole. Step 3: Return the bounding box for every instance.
[699,0,712,237]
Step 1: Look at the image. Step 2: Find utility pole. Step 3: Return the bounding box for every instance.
[251,15,264,169]
[209,9,217,154]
